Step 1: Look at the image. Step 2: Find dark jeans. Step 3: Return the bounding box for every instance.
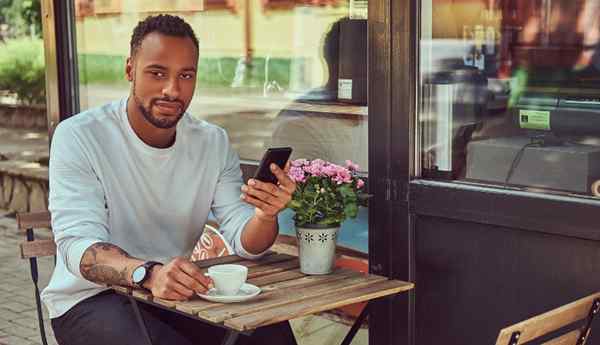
[51,291,298,345]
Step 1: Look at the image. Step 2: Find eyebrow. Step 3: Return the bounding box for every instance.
[144,64,197,72]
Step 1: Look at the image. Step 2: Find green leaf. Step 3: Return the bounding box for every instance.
[287,200,302,210]
[338,184,354,198]
[344,204,358,218]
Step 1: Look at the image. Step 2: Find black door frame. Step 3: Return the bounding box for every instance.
[368,0,418,343]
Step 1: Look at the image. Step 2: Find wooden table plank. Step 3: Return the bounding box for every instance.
[247,269,305,287]
[200,270,378,323]
[154,297,177,308]
[132,289,153,301]
[248,259,299,279]
[193,255,245,268]
[111,285,132,295]
[175,297,223,314]
[224,280,414,331]
[259,268,357,293]
[236,253,297,268]
[192,252,290,269]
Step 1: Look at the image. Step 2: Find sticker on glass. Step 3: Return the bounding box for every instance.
[338,79,353,100]
[519,109,551,130]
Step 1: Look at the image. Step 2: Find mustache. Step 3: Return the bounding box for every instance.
[151,97,184,107]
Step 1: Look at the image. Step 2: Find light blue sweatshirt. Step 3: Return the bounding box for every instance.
[43,98,263,318]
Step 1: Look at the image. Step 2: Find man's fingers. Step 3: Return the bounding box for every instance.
[163,279,194,299]
[271,164,296,193]
[242,194,279,215]
[168,269,206,294]
[270,164,295,190]
[242,185,284,207]
[248,178,278,195]
[177,260,213,291]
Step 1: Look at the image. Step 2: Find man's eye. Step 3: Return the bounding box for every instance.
[151,71,165,78]
[180,73,195,80]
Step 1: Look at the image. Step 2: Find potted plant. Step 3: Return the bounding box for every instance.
[287,159,365,274]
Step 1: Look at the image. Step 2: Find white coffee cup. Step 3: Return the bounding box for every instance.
[204,264,248,296]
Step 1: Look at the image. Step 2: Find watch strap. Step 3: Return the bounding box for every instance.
[134,261,161,289]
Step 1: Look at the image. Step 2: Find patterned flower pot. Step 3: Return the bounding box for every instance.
[296,223,340,275]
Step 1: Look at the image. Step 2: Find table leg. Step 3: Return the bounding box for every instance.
[128,296,154,345]
[340,302,370,345]
[221,330,241,345]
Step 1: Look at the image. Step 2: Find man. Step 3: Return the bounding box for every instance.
[44,14,297,345]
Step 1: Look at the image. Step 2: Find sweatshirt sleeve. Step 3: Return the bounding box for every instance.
[210,132,270,260]
[48,122,109,280]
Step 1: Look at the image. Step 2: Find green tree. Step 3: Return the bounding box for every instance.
[1,0,41,38]
[0,38,46,104]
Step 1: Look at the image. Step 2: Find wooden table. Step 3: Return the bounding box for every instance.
[112,252,414,345]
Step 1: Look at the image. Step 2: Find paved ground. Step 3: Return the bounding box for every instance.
[0,211,56,345]
[0,127,48,163]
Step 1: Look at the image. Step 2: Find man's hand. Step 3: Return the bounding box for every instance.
[241,161,297,219]
[143,257,213,300]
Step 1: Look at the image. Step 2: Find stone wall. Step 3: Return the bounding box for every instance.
[0,160,48,213]
[0,104,47,130]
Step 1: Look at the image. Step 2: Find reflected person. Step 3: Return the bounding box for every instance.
[271,18,368,171]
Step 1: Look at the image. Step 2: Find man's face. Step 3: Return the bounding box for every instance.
[126,32,198,129]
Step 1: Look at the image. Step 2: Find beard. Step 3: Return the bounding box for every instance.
[132,80,185,129]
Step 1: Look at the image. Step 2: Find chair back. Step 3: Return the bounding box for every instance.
[17,211,54,259]
[16,211,53,345]
[495,292,600,345]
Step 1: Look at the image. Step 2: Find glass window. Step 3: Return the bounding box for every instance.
[73,0,368,254]
[420,0,600,198]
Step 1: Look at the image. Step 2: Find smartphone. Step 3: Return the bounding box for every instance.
[253,147,293,184]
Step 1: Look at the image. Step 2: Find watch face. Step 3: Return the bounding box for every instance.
[132,265,146,284]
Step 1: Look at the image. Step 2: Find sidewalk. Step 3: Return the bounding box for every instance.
[0,210,56,345]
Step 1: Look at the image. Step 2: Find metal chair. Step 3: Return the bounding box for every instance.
[17,211,54,345]
[495,292,600,345]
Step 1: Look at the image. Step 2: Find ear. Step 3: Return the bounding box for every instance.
[125,57,134,82]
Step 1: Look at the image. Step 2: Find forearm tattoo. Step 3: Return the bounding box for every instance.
[80,242,132,286]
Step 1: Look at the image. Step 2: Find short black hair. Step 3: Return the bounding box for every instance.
[130,14,199,57]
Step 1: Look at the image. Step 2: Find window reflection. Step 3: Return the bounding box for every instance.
[420,0,600,197]
[75,0,368,171]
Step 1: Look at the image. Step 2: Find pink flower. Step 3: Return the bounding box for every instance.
[345,160,360,171]
[304,159,327,176]
[357,179,365,189]
[333,168,352,184]
[288,166,306,183]
[322,164,338,177]
[292,159,309,167]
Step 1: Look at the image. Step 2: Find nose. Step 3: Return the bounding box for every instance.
[162,77,180,100]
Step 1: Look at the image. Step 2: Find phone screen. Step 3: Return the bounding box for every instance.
[253,147,293,184]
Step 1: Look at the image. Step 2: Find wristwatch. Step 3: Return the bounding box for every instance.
[132,261,162,289]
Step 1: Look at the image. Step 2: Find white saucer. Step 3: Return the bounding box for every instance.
[197,283,261,303]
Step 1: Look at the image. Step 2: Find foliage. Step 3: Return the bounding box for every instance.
[78,54,128,85]
[0,38,45,104]
[287,159,365,227]
[1,0,42,38]
[77,54,291,88]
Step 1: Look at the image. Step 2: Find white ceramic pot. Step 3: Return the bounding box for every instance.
[296,224,340,275]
